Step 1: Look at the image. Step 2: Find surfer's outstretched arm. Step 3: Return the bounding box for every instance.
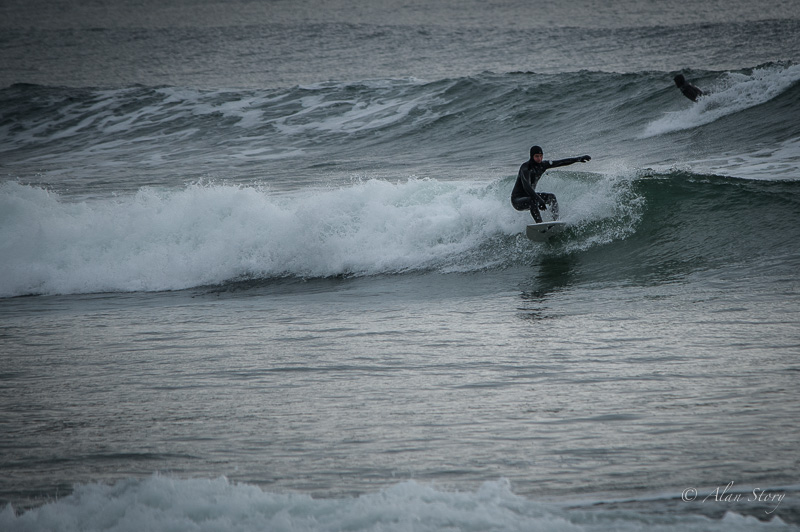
[549,155,591,168]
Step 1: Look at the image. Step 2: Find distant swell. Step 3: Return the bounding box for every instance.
[2,63,799,192]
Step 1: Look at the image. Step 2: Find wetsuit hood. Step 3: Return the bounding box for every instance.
[530,145,543,158]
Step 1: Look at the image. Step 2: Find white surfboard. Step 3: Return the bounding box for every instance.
[526,221,567,242]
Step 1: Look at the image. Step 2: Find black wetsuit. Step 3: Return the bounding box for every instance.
[674,74,703,102]
[511,157,584,223]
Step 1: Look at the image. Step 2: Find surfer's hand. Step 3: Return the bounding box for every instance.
[580,155,591,162]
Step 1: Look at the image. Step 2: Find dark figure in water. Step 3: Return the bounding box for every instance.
[674,74,704,102]
[511,145,591,223]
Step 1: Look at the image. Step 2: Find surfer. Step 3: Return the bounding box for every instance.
[511,146,590,223]
[673,74,703,102]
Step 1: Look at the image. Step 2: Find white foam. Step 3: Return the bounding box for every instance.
[1,475,791,532]
[0,171,644,297]
[642,64,800,138]
[0,179,512,296]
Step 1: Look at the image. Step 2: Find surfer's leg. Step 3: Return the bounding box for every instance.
[511,197,530,211]
[512,196,543,223]
[539,193,559,220]
[548,194,559,220]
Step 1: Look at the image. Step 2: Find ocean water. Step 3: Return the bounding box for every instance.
[2,0,800,530]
